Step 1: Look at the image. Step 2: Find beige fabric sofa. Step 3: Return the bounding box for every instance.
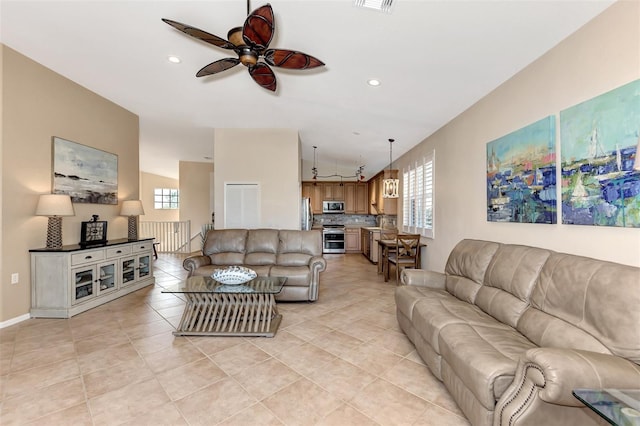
[395,239,640,426]
[183,229,326,301]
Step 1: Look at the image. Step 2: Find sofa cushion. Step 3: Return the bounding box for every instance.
[277,230,322,266]
[270,265,311,287]
[204,229,247,265]
[522,252,640,363]
[444,240,500,303]
[438,322,537,409]
[474,244,550,328]
[410,290,496,353]
[244,229,279,265]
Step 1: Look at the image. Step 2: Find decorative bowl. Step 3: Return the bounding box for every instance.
[211,266,257,285]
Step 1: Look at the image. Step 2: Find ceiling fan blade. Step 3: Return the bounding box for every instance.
[264,49,325,69]
[242,4,274,52]
[162,18,236,50]
[196,58,240,77]
[248,62,276,92]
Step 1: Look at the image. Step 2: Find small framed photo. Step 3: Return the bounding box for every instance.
[80,221,108,246]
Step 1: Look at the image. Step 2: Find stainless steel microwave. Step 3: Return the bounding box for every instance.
[322,201,345,214]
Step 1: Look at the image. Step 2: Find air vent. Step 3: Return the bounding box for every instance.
[354,0,394,13]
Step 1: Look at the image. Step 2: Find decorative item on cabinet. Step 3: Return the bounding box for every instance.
[80,214,108,246]
[120,200,145,240]
[35,194,75,249]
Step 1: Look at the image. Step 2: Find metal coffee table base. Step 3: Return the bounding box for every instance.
[173,292,282,337]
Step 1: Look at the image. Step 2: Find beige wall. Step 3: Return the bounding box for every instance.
[179,161,214,238]
[0,43,4,322]
[140,171,179,222]
[394,0,640,271]
[1,46,140,322]
[214,129,300,229]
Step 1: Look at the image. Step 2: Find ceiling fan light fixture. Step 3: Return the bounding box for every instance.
[227,27,244,47]
[163,3,325,91]
[238,47,258,66]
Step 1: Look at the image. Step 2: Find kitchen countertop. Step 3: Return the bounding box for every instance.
[313,224,396,230]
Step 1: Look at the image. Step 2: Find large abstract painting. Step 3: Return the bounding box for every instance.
[487,116,557,224]
[53,137,118,204]
[560,80,640,227]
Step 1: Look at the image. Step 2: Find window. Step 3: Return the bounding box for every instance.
[402,150,434,238]
[154,188,179,209]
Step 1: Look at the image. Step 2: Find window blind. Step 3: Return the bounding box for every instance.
[402,150,434,238]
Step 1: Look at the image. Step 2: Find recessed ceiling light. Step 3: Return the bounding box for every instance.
[167,55,181,64]
[367,79,381,87]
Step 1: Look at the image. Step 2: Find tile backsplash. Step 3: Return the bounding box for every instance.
[314,214,396,228]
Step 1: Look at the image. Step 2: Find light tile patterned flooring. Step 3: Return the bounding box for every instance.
[0,253,469,425]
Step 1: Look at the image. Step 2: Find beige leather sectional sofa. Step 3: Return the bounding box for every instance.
[183,229,326,301]
[396,239,640,426]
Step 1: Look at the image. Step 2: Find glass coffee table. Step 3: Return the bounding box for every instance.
[573,389,640,426]
[162,275,286,337]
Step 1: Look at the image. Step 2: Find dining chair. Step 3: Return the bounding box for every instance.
[387,234,421,284]
[380,229,398,278]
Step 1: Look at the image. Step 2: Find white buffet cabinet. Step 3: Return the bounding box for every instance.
[30,238,155,318]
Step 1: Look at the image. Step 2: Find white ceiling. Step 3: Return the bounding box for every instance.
[1,0,614,180]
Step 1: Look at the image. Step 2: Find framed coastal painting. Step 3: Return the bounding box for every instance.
[560,79,640,227]
[486,116,557,224]
[52,137,118,204]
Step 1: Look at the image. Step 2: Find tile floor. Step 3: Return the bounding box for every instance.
[0,253,469,425]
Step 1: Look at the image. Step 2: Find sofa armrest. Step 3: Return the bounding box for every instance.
[520,348,640,406]
[400,269,446,289]
[183,255,211,275]
[495,348,640,426]
[309,255,327,273]
[306,255,327,302]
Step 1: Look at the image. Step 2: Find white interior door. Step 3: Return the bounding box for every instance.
[224,183,260,228]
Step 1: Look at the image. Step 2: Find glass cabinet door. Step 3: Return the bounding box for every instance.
[97,261,117,294]
[72,266,96,304]
[137,255,151,279]
[121,257,136,286]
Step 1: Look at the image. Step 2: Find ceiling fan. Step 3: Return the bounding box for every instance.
[162,2,325,92]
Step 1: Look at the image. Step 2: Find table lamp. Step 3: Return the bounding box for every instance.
[35,194,75,249]
[120,200,145,240]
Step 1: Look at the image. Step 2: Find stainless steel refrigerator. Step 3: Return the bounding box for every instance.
[301,197,313,230]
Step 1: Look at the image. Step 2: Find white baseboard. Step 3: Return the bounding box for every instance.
[0,313,30,329]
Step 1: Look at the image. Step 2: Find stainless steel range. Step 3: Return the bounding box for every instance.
[322,225,345,254]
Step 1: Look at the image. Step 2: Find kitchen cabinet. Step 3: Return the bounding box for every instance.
[356,183,368,214]
[345,227,361,252]
[362,230,370,258]
[344,182,369,214]
[302,182,323,214]
[30,238,155,318]
[361,227,381,263]
[323,183,344,201]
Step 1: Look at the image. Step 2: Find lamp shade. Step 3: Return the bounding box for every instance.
[120,200,145,216]
[35,194,75,216]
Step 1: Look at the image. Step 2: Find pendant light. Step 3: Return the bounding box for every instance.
[383,138,399,198]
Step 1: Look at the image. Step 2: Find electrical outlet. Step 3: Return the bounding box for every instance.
[11,273,19,284]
